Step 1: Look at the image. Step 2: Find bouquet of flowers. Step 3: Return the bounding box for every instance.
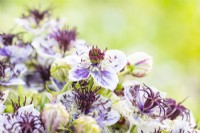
[0,7,199,133]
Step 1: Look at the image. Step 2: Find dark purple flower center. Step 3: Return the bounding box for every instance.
[72,81,101,114]
[23,8,50,25]
[50,28,77,53]
[36,65,51,83]
[4,112,44,133]
[165,98,190,120]
[89,46,105,65]
[140,85,166,117]
[0,33,15,46]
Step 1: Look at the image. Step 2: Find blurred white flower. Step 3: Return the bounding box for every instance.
[127,52,153,77]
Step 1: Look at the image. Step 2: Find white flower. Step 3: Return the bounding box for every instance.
[0,104,45,133]
[15,8,64,35]
[68,46,127,90]
[127,52,153,77]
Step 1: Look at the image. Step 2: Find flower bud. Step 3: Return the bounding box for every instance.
[41,103,69,133]
[50,59,71,82]
[73,116,101,133]
[127,52,153,77]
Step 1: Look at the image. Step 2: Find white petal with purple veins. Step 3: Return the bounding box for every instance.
[91,68,118,91]
[103,50,127,72]
[69,67,90,81]
[124,80,140,108]
[97,110,120,126]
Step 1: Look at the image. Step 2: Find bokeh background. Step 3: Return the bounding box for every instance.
[0,0,200,126]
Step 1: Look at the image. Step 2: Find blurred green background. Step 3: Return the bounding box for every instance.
[0,0,200,126]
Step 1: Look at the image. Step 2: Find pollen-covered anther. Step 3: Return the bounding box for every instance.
[89,46,105,65]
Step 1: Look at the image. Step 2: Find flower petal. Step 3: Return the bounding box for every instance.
[91,68,118,91]
[69,67,90,81]
[0,104,6,113]
[97,110,120,126]
[104,50,127,72]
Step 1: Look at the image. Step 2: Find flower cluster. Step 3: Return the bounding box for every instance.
[0,6,199,133]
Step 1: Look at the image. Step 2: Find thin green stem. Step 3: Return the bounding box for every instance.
[60,81,72,94]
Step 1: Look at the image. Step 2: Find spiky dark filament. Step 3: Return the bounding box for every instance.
[72,81,101,114]
[50,28,77,53]
[3,111,44,133]
[165,98,190,121]
[136,84,167,118]
[11,96,33,112]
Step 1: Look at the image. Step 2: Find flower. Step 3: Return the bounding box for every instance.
[15,7,64,35]
[32,28,85,59]
[50,28,77,54]
[127,52,153,77]
[0,44,33,64]
[0,104,45,133]
[124,81,167,118]
[68,46,127,90]
[57,81,120,127]
[0,59,26,86]
[41,103,69,133]
[73,116,101,133]
[0,90,9,113]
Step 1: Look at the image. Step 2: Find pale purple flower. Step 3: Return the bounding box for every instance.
[0,44,33,63]
[124,81,167,118]
[57,82,120,127]
[15,8,64,35]
[0,105,45,133]
[67,46,127,90]
[0,60,26,86]
[32,28,86,59]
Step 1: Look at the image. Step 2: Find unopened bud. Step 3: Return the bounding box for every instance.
[73,116,101,133]
[127,52,153,77]
[50,59,71,82]
[41,103,69,133]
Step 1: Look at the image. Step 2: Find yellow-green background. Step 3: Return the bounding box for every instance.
[0,0,200,126]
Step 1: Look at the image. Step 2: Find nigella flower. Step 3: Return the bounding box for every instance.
[124,81,167,118]
[67,46,127,90]
[0,43,33,64]
[0,90,9,113]
[32,28,85,59]
[57,81,120,127]
[163,98,199,133]
[0,104,45,133]
[0,59,26,86]
[15,7,64,35]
